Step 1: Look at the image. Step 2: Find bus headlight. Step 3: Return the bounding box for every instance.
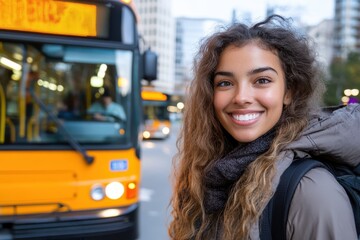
[105,182,125,200]
[162,127,170,135]
[143,131,151,139]
[91,184,105,201]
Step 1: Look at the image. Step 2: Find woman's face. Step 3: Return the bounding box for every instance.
[213,43,291,143]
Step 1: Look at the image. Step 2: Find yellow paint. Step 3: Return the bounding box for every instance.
[141,91,167,101]
[0,149,140,215]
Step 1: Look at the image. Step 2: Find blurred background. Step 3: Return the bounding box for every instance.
[135,0,359,107]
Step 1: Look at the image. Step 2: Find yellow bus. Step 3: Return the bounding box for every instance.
[141,89,171,139]
[0,0,157,239]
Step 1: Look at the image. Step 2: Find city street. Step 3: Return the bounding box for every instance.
[1,1,349,239]
[139,121,181,240]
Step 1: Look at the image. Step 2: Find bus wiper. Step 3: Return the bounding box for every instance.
[28,87,95,165]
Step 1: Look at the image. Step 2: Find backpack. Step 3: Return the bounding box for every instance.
[260,158,360,240]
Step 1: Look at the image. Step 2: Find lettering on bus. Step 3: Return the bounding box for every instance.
[0,0,97,37]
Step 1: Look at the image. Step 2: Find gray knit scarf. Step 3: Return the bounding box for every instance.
[203,129,276,214]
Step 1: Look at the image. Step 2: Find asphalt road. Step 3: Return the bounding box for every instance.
[138,121,181,240]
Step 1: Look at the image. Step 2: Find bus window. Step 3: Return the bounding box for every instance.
[1,42,133,144]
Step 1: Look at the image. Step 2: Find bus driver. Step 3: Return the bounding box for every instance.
[88,88,126,122]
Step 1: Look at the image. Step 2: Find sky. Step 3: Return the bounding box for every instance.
[172,0,334,26]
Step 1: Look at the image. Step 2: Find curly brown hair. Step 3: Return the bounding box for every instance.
[169,15,325,240]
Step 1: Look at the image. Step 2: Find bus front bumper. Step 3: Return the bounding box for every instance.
[0,204,138,240]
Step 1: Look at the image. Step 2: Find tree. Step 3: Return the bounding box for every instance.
[324,52,360,106]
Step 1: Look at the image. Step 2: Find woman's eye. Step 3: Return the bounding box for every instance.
[215,81,232,87]
[256,78,271,84]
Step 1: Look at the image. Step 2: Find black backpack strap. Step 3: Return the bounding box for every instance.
[260,197,273,240]
[354,163,360,175]
[270,158,324,240]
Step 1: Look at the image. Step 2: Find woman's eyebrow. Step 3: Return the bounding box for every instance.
[213,71,234,78]
[214,67,278,78]
[248,67,278,76]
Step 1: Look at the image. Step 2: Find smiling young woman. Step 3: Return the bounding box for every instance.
[213,44,291,143]
[169,15,359,240]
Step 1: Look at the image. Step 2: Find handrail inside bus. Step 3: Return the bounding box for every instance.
[28,84,95,165]
[6,117,16,143]
[26,116,36,141]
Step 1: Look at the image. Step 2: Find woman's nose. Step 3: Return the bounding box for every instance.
[233,84,253,105]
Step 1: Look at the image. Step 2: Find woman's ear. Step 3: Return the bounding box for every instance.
[283,90,292,105]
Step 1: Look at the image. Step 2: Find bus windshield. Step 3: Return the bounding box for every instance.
[142,90,171,139]
[143,103,169,121]
[1,41,133,145]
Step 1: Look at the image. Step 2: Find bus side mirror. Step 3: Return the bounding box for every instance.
[142,49,158,81]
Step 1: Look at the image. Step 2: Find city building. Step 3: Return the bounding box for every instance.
[333,0,360,59]
[266,4,334,72]
[134,0,175,94]
[307,19,334,70]
[266,4,303,26]
[174,17,226,96]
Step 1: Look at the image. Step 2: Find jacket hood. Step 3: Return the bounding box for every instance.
[287,104,360,167]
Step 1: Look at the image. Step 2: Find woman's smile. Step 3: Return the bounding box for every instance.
[230,112,261,124]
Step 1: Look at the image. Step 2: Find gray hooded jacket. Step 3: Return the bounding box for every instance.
[251,104,360,240]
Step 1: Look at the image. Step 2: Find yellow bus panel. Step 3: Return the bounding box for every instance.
[0,149,140,215]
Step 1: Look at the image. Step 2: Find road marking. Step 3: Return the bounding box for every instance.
[140,188,154,202]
